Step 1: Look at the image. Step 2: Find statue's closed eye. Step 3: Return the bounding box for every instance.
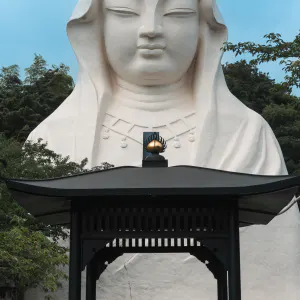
[106,7,139,17]
[164,9,196,18]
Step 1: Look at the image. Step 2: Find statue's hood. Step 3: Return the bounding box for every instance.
[27,0,287,176]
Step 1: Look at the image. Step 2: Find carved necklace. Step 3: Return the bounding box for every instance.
[101,111,197,148]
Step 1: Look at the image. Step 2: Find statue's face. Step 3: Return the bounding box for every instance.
[103,0,199,86]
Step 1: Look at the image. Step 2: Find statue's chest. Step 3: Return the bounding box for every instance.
[95,113,197,167]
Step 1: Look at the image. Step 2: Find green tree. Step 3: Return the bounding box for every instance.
[24,54,47,85]
[0,65,22,89]
[223,31,300,91]
[0,226,68,300]
[0,135,113,299]
[0,55,74,143]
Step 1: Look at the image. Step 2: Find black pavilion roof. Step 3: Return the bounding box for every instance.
[3,166,300,227]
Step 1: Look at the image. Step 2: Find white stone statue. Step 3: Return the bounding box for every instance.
[26,0,300,299]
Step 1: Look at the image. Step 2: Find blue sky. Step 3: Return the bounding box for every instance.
[0,0,299,94]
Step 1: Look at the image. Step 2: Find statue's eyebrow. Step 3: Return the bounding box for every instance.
[106,6,136,10]
[165,8,196,12]
[164,0,198,11]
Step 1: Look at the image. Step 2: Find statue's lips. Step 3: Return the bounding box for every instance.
[137,44,166,50]
[138,44,165,57]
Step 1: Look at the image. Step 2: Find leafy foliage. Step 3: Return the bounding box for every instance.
[0,54,74,143]
[0,226,68,300]
[223,31,300,91]
[0,135,113,299]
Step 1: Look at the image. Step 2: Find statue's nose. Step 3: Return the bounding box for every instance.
[147,30,156,38]
[139,19,163,38]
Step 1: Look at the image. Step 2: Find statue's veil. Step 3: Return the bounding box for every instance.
[28,0,287,175]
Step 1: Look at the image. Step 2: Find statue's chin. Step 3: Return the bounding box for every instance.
[111,58,186,87]
[135,78,169,87]
[118,72,184,87]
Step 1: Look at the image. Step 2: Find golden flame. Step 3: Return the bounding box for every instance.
[146,140,164,153]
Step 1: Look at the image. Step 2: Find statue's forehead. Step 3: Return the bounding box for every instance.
[104,0,197,9]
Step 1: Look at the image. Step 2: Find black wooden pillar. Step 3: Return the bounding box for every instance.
[217,272,228,300]
[69,208,82,300]
[86,259,97,300]
[228,201,241,300]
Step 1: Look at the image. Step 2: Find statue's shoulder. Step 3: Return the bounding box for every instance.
[220,94,271,134]
[223,89,273,131]
[245,106,274,133]
[27,115,75,144]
